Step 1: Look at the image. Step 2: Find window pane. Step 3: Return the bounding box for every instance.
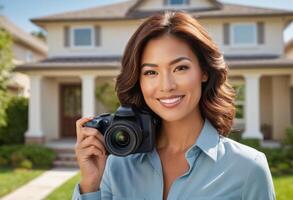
[233,25,256,45]
[74,28,92,46]
[169,0,185,5]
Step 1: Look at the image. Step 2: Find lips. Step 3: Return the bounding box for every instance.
[157,95,185,108]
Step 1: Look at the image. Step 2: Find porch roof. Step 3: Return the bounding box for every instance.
[14,55,293,72]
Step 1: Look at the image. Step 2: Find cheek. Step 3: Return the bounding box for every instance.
[139,78,156,99]
[178,72,202,90]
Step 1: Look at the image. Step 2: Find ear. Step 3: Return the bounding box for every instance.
[202,72,208,82]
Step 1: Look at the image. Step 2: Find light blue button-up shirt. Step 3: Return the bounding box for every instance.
[73,119,275,200]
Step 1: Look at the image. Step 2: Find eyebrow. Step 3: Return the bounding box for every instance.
[140,56,192,68]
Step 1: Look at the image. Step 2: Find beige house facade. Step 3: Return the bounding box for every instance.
[15,0,293,144]
[0,16,48,97]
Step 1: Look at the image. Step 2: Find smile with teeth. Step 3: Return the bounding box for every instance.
[157,95,185,108]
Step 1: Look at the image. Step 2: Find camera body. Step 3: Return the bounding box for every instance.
[83,106,160,156]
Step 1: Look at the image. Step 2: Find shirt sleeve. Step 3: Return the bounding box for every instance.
[72,157,113,200]
[71,184,101,200]
[241,152,276,200]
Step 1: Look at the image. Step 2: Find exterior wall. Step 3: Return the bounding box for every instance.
[272,75,291,141]
[13,42,46,62]
[47,20,141,57]
[10,42,47,97]
[136,0,213,11]
[199,17,284,56]
[46,17,285,57]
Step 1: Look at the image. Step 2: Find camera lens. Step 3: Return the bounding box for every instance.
[104,121,143,156]
[113,130,130,147]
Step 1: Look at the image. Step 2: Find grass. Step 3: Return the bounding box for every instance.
[45,173,80,200]
[0,167,45,197]
[274,175,293,200]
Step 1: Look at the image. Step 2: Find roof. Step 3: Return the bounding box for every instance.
[0,16,48,56]
[31,0,293,25]
[14,55,293,72]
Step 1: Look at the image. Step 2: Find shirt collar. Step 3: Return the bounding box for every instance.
[139,118,220,163]
[190,119,220,162]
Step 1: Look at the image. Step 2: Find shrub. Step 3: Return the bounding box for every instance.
[0,145,55,169]
[0,96,28,145]
[240,138,261,149]
[95,82,120,112]
[284,126,293,146]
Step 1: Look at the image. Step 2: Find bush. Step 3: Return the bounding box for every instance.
[0,145,55,169]
[284,126,293,146]
[240,138,261,149]
[0,96,28,145]
[95,82,120,112]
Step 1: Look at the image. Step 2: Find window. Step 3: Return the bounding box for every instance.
[168,0,186,5]
[231,23,257,46]
[72,27,94,47]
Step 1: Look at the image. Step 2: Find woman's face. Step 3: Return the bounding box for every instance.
[139,35,208,122]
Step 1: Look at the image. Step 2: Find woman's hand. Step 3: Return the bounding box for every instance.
[75,117,108,193]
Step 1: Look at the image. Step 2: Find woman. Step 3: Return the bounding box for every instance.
[73,11,275,200]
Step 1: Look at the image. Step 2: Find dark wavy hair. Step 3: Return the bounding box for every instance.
[115,11,236,136]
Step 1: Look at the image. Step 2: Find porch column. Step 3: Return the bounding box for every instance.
[81,75,96,117]
[25,75,44,144]
[242,74,263,140]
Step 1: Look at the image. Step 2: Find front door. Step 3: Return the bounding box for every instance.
[60,84,81,137]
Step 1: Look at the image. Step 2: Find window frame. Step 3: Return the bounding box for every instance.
[167,0,187,6]
[70,26,95,48]
[230,23,257,47]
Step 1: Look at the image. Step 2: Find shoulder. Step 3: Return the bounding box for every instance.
[219,137,268,169]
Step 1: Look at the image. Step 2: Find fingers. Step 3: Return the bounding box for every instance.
[79,145,104,158]
[76,117,97,143]
[79,136,106,155]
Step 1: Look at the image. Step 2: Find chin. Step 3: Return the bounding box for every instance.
[152,108,188,122]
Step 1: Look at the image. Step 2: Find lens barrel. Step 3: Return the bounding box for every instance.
[104,121,143,156]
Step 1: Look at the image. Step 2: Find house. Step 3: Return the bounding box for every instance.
[15,0,293,144]
[0,16,48,97]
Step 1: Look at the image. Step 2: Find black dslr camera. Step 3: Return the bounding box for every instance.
[83,106,160,156]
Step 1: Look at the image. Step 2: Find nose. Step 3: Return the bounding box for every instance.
[159,72,177,92]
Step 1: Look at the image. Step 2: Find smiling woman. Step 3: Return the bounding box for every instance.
[73,11,276,200]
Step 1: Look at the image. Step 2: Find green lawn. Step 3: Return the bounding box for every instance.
[45,173,80,200]
[0,168,45,197]
[274,175,293,200]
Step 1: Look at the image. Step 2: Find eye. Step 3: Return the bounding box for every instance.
[174,65,189,72]
[143,70,158,76]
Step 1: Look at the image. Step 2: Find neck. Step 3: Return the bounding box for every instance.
[156,108,204,153]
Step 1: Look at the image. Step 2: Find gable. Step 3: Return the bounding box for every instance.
[134,0,220,11]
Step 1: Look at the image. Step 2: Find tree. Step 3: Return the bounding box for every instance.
[0,28,13,126]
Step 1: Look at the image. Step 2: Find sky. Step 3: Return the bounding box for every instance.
[1,0,293,42]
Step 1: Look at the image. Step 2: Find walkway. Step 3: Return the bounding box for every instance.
[1,168,79,200]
